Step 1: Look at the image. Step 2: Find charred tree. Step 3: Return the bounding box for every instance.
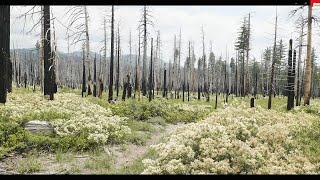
[163,69,166,98]
[108,5,114,102]
[93,54,97,97]
[0,5,10,104]
[82,45,86,97]
[287,39,293,110]
[43,5,55,100]
[149,38,153,102]
[268,8,277,109]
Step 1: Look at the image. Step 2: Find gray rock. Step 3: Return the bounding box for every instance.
[24,120,53,133]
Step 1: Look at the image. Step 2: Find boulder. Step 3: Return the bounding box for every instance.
[24,120,53,133]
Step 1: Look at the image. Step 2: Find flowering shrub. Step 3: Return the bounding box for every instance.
[142,102,319,174]
[0,92,130,145]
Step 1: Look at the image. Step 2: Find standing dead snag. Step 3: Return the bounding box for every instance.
[82,45,86,97]
[268,8,278,110]
[296,16,305,106]
[139,6,154,96]
[108,5,114,103]
[24,72,27,89]
[287,39,293,110]
[163,68,166,98]
[0,5,10,104]
[98,77,103,99]
[149,38,153,102]
[93,54,97,97]
[250,97,254,108]
[304,5,312,105]
[127,75,132,98]
[116,24,120,100]
[122,75,128,101]
[43,5,55,100]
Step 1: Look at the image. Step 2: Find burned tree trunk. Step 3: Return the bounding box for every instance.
[163,69,166,98]
[108,5,114,102]
[127,75,132,98]
[287,50,296,110]
[287,39,293,110]
[0,5,10,104]
[82,45,86,97]
[215,90,218,109]
[304,6,312,105]
[24,72,27,89]
[122,78,127,101]
[116,26,120,99]
[250,97,254,108]
[268,9,277,109]
[93,54,97,97]
[198,85,200,100]
[43,5,55,100]
[98,78,103,98]
[149,38,153,102]
[183,83,185,102]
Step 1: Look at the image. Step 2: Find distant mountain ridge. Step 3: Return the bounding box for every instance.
[11,48,168,67]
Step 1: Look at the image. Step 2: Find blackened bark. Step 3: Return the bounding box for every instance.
[82,47,86,97]
[287,39,293,110]
[182,83,185,102]
[122,81,127,101]
[0,5,10,103]
[198,85,200,100]
[93,55,97,97]
[108,5,114,102]
[163,69,166,98]
[215,90,218,109]
[43,5,54,100]
[250,97,254,108]
[116,27,120,99]
[149,38,153,102]
[24,72,27,89]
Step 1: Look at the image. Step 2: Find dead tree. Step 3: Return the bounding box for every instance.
[0,5,10,103]
[93,54,97,97]
[139,6,154,96]
[296,16,305,106]
[287,39,293,110]
[116,24,120,99]
[82,44,86,97]
[163,68,166,98]
[108,5,114,102]
[149,38,153,102]
[137,30,141,101]
[43,5,55,100]
[268,8,278,110]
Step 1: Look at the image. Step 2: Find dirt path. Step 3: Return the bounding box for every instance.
[0,123,183,174]
[109,123,182,171]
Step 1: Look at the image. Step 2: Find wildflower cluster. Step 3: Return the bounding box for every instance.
[142,102,318,174]
[0,92,130,144]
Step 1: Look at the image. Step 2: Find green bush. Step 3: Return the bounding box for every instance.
[0,120,100,158]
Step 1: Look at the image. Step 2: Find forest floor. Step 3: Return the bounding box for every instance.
[0,86,308,174]
[0,119,181,174]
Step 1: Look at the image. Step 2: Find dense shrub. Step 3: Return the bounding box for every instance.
[142,103,318,174]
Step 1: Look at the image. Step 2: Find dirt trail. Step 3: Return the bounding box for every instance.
[0,123,183,174]
[109,123,182,171]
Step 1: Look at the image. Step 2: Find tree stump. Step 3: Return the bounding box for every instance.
[250,97,254,108]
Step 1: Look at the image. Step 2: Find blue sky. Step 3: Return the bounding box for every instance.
[10,5,320,65]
